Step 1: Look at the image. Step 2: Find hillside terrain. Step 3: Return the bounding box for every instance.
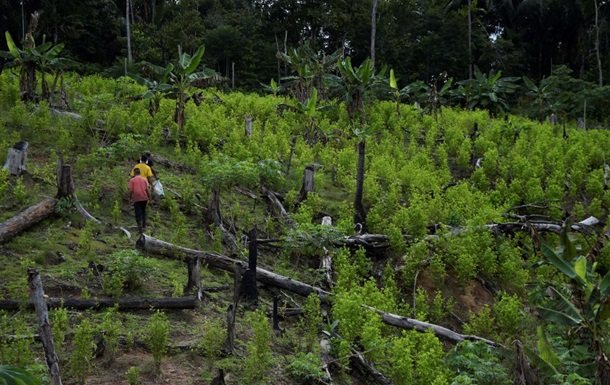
[1,69,610,385]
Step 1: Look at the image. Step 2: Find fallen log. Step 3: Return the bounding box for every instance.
[0,296,197,311]
[147,152,196,174]
[350,348,395,385]
[261,186,295,226]
[340,216,604,251]
[0,197,58,244]
[363,305,502,348]
[136,234,331,303]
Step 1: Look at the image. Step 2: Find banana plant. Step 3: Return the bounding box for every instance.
[454,66,519,114]
[334,57,380,228]
[170,45,219,133]
[277,42,342,103]
[1,29,67,103]
[130,62,174,117]
[535,227,610,382]
[0,365,41,385]
[278,87,330,144]
[522,76,562,122]
[389,69,401,117]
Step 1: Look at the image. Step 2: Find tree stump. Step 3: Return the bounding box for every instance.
[206,188,222,226]
[184,256,203,300]
[3,141,28,176]
[241,228,258,302]
[245,116,253,137]
[299,164,315,202]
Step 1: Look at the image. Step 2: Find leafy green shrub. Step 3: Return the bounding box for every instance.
[69,318,96,385]
[13,178,27,204]
[463,305,496,340]
[199,318,225,366]
[447,340,511,385]
[76,220,95,261]
[493,292,524,342]
[0,168,10,201]
[286,352,326,384]
[0,313,34,368]
[243,309,274,384]
[387,330,450,385]
[100,307,121,364]
[50,306,69,350]
[126,366,140,385]
[147,310,170,373]
[107,249,157,291]
[298,294,322,353]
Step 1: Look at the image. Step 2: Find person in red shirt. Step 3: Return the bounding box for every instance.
[128,167,150,233]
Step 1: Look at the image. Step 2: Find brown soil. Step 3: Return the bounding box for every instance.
[85,351,207,385]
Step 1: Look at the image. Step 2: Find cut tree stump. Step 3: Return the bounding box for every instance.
[241,228,258,302]
[298,164,315,202]
[0,296,197,310]
[3,141,28,176]
[136,234,330,303]
[245,116,253,136]
[184,256,203,300]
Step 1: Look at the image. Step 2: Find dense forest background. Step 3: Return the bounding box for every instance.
[2,0,610,92]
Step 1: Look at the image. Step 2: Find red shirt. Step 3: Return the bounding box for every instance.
[129,176,149,202]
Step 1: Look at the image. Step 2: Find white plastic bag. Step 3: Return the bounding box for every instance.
[153,179,165,197]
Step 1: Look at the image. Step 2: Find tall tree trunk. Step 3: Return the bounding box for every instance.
[370,0,379,68]
[126,0,132,63]
[595,0,603,86]
[354,139,367,227]
[468,0,472,81]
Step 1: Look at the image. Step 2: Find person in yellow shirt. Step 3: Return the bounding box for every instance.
[130,155,154,185]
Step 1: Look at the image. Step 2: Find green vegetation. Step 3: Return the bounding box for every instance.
[2,60,610,385]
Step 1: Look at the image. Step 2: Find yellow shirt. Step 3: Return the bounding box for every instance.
[130,163,153,180]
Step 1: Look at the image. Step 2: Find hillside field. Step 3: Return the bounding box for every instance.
[1,70,610,385]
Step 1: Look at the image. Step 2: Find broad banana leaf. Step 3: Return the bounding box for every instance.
[0,365,41,385]
[4,32,21,59]
[389,69,397,90]
[574,256,587,282]
[541,243,577,279]
[536,326,561,368]
[537,287,583,326]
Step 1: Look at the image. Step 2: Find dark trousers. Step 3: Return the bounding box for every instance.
[134,200,148,230]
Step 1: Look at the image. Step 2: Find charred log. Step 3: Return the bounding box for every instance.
[0,296,197,311]
[136,234,330,303]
